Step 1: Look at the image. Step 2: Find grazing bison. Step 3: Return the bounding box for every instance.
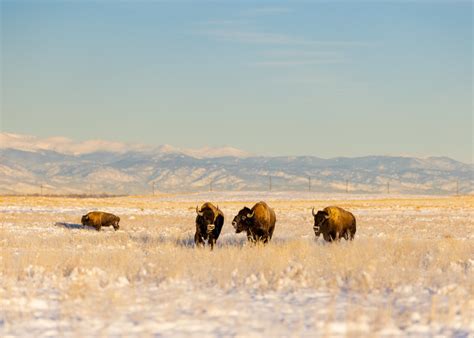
[195,202,224,250]
[232,201,276,243]
[312,206,356,242]
[81,211,120,231]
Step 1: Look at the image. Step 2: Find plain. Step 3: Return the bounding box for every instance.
[1,193,473,336]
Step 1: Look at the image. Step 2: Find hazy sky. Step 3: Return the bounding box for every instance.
[1,1,472,162]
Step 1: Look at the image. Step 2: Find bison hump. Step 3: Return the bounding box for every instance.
[324,206,353,224]
[252,202,273,222]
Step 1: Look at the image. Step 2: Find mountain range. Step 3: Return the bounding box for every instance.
[0,133,472,195]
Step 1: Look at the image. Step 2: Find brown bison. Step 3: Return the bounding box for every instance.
[232,201,276,243]
[81,211,120,231]
[312,206,356,242]
[195,202,224,250]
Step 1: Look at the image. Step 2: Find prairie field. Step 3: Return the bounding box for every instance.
[1,192,473,337]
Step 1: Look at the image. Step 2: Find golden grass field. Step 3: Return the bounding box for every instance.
[1,193,473,336]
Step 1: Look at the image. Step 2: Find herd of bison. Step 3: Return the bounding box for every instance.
[81,201,356,249]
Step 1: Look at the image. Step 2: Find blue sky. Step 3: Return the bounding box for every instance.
[1,1,472,162]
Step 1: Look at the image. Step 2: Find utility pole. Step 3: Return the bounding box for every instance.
[152,182,155,196]
[269,176,272,191]
[345,179,349,193]
[308,176,311,192]
[387,181,390,194]
[40,184,43,196]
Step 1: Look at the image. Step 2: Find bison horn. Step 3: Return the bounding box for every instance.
[247,210,255,218]
[196,206,204,216]
[312,208,316,217]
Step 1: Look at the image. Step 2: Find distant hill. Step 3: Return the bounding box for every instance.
[0,133,472,195]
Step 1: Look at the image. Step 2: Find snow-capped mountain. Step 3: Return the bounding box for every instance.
[0,133,250,158]
[0,133,472,195]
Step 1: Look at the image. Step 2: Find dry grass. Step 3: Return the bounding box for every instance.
[1,194,473,336]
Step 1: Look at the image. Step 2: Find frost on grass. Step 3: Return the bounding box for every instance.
[0,194,473,336]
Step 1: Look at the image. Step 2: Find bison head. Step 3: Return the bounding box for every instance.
[81,214,89,226]
[312,208,329,236]
[196,206,216,233]
[113,216,120,230]
[232,207,254,233]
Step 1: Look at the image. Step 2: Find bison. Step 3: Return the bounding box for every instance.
[312,206,356,242]
[195,202,224,250]
[81,211,120,231]
[232,201,276,243]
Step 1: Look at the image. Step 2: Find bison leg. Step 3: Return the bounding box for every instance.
[256,233,266,244]
[324,232,338,242]
[95,225,101,232]
[269,226,275,240]
[262,230,271,244]
[194,233,205,248]
[209,237,216,251]
[246,230,255,244]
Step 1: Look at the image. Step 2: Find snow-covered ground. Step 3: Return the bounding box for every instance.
[1,193,473,337]
[155,191,440,202]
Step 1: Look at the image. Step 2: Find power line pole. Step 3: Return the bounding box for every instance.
[345,179,349,193]
[40,184,43,196]
[269,176,272,191]
[152,182,155,196]
[387,181,390,194]
[308,176,311,192]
